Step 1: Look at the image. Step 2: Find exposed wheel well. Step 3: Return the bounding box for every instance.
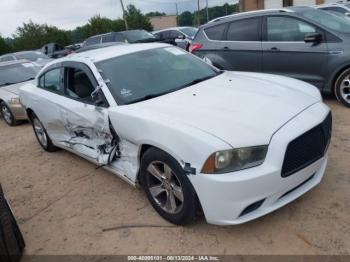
[26,108,35,121]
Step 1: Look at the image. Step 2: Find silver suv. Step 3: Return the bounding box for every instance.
[191,7,350,107]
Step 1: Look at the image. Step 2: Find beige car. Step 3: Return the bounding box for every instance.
[0,60,40,126]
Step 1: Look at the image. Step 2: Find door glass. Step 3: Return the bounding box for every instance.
[40,68,61,93]
[226,18,260,41]
[267,16,316,42]
[170,30,183,39]
[204,23,226,40]
[65,67,95,103]
[102,33,115,43]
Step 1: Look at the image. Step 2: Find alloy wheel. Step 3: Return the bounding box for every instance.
[340,78,350,104]
[33,118,48,148]
[1,105,13,125]
[146,161,184,214]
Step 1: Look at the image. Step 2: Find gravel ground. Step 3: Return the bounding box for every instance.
[0,97,349,255]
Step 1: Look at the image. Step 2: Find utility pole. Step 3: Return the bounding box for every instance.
[120,0,129,31]
[206,0,209,22]
[175,2,178,26]
[197,0,200,26]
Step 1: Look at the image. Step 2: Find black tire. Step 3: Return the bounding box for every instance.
[334,68,350,108]
[0,102,17,127]
[140,148,200,225]
[0,185,25,262]
[29,113,59,152]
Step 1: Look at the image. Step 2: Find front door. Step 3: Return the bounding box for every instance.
[262,15,328,89]
[56,62,115,165]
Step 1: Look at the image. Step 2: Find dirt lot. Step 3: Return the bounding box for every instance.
[0,97,349,255]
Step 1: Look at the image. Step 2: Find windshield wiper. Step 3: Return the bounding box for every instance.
[127,90,172,104]
[180,75,217,89]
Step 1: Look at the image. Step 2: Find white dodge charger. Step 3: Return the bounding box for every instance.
[20,43,332,225]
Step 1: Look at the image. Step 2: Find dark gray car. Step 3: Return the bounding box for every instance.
[191,7,350,107]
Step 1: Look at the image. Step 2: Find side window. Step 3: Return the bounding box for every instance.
[267,16,317,42]
[170,30,183,39]
[161,31,171,40]
[153,33,161,40]
[204,23,227,40]
[102,33,115,43]
[86,36,100,46]
[65,67,95,103]
[39,68,62,93]
[114,33,125,42]
[226,18,260,41]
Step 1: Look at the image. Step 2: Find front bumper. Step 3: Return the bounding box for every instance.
[190,102,330,225]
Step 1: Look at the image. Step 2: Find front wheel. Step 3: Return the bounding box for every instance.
[30,114,59,152]
[334,68,350,108]
[140,148,200,225]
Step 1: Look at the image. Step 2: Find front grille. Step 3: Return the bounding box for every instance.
[281,113,332,178]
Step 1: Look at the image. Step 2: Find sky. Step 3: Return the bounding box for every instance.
[0,0,238,37]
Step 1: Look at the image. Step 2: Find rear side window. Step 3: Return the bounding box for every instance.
[38,68,62,93]
[226,18,260,41]
[102,33,115,43]
[86,36,101,46]
[114,33,125,42]
[204,23,227,40]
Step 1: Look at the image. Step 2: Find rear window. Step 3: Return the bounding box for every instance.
[204,23,227,40]
[226,18,260,41]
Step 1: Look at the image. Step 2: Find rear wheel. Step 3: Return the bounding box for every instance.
[140,148,199,225]
[0,102,17,126]
[334,68,350,108]
[30,113,59,152]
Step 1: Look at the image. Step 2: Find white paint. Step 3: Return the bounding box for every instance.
[264,0,283,9]
[293,0,316,6]
[19,44,330,225]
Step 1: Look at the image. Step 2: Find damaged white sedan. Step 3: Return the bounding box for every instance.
[20,43,332,225]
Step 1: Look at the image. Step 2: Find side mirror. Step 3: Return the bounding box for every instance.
[304,33,322,43]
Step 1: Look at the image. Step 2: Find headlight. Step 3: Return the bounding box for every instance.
[201,146,268,174]
[9,97,20,105]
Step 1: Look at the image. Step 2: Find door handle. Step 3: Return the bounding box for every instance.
[223,46,230,50]
[270,47,280,52]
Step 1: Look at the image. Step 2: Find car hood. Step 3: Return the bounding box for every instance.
[128,71,321,148]
[1,80,34,95]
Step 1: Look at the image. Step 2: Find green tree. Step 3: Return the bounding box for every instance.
[12,21,70,51]
[146,11,166,17]
[178,11,194,26]
[125,5,153,31]
[0,35,11,55]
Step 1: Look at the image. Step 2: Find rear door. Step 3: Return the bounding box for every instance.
[222,17,262,71]
[56,62,114,164]
[262,15,328,89]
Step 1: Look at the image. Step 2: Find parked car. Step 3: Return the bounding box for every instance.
[0,51,52,67]
[316,2,350,17]
[20,43,331,225]
[153,27,198,50]
[41,43,72,58]
[0,184,25,262]
[65,43,83,51]
[75,42,126,53]
[83,30,157,47]
[0,60,40,126]
[190,7,350,107]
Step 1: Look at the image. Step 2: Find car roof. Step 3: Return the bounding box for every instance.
[153,27,196,33]
[75,42,127,53]
[68,43,170,63]
[87,30,147,39]
[0,60,32,68]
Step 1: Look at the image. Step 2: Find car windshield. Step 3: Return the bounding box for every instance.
[299,8,350,34]
[180,27,198,37]
[124,30,156,43]
[0,63,40,87]
[16,52,49,62]
[96,47,219,105]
